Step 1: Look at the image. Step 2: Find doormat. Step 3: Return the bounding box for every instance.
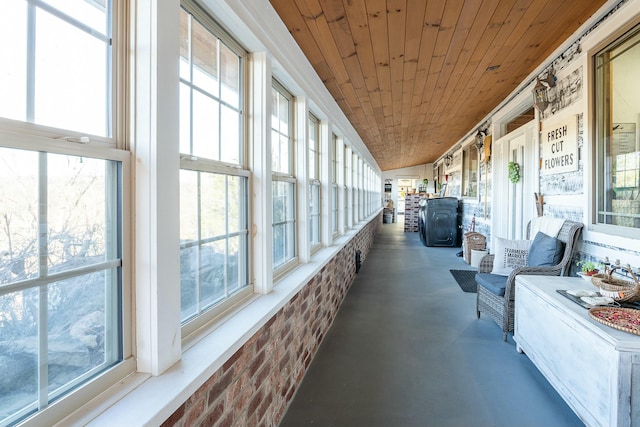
[450,269,477,293]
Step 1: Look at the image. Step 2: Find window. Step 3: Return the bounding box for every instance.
[462,145,478,198]
[179,3,250,328]
[0,2,127,425]
[344,144,350,228]
[353,153,359,223]
[331,134,339,235]
[595,25,640,230]
[308,114,321,250]
[1,1,112,137]
[271,81,296,271]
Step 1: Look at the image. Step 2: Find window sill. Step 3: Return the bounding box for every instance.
[60,217,375,426]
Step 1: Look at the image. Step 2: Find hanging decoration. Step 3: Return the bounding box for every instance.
[508,161,521,183]
[483,135,492,219]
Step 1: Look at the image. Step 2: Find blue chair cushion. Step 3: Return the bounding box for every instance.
[528,232,565,267]
[475,273,508,296]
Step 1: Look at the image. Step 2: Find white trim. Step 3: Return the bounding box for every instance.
[320,120,332,246]
[249,51,273,295]
[132,0,182,376]
[295,96,310,263]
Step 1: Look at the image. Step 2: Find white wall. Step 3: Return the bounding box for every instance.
[382,164,434,211]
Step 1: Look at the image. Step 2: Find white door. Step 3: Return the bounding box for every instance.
[492,122,538,242]
[507,135,526,239]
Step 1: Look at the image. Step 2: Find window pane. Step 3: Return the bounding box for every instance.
[279,135,290,174]
[200,173,226,239]
[278,94,289,135]
[227,235,241,293]
[273,185,286,224]
[309,150,317,180]
[272,180,295,269]
[0,2,27,122]
[47,271,120,391]
[271,85,291,175]
[332,186,338,233]
[0,286,40,423]
[271,90,279,131]
[192,91,220,159]
[192,19,219,96]
[0,148,39,282]
[180,6,243,166]
[220,43,240,109]
[273,223,285,267]
[35,10,108,136]
[271,130,281,172]
[47,154,108,271]
[308,116,319,180]
[220,105,240,164]
[180,170,199,242]
[179,83,192,155]
[43,0,109,33]
[227,176,245,234]
[200,240,225,308]
[180,245,199,320]
[0,149,121,424]
[179,9,191,82]
[310,184,320,245]
[1,2,110,135]
[180,170,249,323]
[596,28,640,229]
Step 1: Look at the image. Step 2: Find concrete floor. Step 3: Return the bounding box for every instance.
[279,218,583,427]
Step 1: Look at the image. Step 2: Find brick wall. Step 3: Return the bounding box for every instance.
[161,214,381,427]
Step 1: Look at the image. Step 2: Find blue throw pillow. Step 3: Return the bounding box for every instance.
[527,232,564,267]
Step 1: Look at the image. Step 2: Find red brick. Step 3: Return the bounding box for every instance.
[257,392,274,421]
[215,412,234,427]
[247,389,264,416]
[222,346,244,373]
[208,369,234,406]
[184,396,206,427]
[248,349,265,377]
[254,362,271,388]
[201,400,224,427]
[160,402,185,427]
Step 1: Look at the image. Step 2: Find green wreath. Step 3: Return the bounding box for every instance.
[508,161,520,183]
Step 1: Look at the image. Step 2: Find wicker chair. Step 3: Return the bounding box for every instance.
[475,220,584,341]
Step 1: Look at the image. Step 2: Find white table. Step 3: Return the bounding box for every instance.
[514,275,640,427]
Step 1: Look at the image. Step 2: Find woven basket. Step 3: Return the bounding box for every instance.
[589,307,640,336]
[591,266,640,303]
[463,232,486,264]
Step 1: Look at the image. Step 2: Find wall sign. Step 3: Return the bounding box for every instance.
[541,114,578,175]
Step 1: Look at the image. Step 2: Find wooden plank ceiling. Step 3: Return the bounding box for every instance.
[269,0,609,171]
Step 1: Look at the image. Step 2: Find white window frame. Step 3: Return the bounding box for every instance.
[592,23,640,237]
[344,143,351,230]
[178,1,251,338]
[308,113,321,252]
[331,133,339,236]
[271,80,297,277]
[0,1,134,424]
